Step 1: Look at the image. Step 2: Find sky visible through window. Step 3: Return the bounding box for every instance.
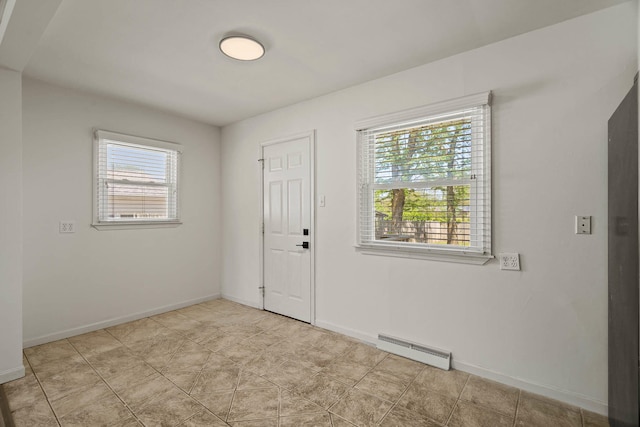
[107,143,167,182]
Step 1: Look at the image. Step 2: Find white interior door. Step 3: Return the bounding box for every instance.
[262,133,313,322]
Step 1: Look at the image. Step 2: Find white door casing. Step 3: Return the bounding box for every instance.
[261,131,314,323]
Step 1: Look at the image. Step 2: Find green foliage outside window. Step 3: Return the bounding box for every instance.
[373,118,472,245]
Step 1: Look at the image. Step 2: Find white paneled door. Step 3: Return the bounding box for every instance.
[262,133,313,323]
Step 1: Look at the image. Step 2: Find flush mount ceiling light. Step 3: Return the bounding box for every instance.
[219,35,265,61]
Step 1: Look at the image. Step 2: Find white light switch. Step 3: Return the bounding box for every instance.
[319,195,325,207]
[575,216,591,234]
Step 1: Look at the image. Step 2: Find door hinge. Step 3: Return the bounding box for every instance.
[261,223,264,234]
[258,158,264,168]
[259,286,265,297]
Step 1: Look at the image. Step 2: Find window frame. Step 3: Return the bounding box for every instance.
[355,92,493,264]
[92,129,183,230]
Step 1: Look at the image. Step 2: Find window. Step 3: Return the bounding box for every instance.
[93,130,182,229]
[356,92,492,264]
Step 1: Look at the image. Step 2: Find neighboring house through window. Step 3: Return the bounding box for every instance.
[93,130,182,229]
[356,92,492,264]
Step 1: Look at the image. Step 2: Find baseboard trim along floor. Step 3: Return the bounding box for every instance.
[23,293,221,348]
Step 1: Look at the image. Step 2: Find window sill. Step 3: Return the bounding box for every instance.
[355,244,493,265]
[92,221,182,231]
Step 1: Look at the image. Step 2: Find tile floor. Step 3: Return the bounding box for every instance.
[2,298,609,427]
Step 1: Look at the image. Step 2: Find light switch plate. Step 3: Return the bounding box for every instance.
[575,216,591,234]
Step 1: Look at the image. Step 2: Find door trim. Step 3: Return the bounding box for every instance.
[259,130,316,325]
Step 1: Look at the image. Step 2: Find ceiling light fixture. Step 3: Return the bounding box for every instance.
[219,35,265,61]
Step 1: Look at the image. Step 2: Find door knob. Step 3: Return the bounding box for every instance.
[296,242,309,249]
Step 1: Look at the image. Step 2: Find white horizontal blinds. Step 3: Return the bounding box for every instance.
[358,102,490,254]
[357,130,374,245]
[97,137,179,222]
[471,104,491,254]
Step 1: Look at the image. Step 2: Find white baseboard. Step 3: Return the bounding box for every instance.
[221,293,262,310]
[314,319,377,345]
[23,293,221,348]
[451,360,607,416]
[314,320,608,416]
[0,365,25,384]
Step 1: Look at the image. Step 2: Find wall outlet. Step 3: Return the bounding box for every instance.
[499,253,520,271]
[59,221,76,233]
[575,216,591,234]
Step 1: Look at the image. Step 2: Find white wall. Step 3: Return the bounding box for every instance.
[22,78,222,345]
[221,3,637,412]
[0,68,24,383]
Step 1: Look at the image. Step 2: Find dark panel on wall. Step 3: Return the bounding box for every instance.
[608,76,638,427]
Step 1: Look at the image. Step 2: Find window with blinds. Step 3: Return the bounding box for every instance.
[93,130,181,227]
[356,92,492,263]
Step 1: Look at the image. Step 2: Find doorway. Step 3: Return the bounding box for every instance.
[261,131,315,323]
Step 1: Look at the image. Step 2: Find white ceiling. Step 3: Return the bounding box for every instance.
[8,0,629,126]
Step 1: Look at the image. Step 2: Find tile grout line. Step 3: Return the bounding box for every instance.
[141,317,187,373]
[103,326,168,382]
[103,323,211,421]
[330,352,410,425]
[187,350,213,396]
[512,389,522,427]
[377,363,428,425]
[179,411,202,426]
[324,353,411,416]
[23,348,63,426]
[277,386,282,427]
[322,362,377,398]
[319,370,356,422]
[103,323,222,425]
[186,393,230,425]
[321,347,391,417]
[444,372,471,426]
[357,355,423,418]
[331,412,357,426]
[66,337,144,425]
[161,335,189,373]
[223,364,245,423]
[148,315,205,345]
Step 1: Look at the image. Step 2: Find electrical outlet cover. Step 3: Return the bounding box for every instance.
[499,253,520,271]
[59,221,76,233]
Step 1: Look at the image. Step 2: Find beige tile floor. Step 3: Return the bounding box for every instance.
[2,299,609,427]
